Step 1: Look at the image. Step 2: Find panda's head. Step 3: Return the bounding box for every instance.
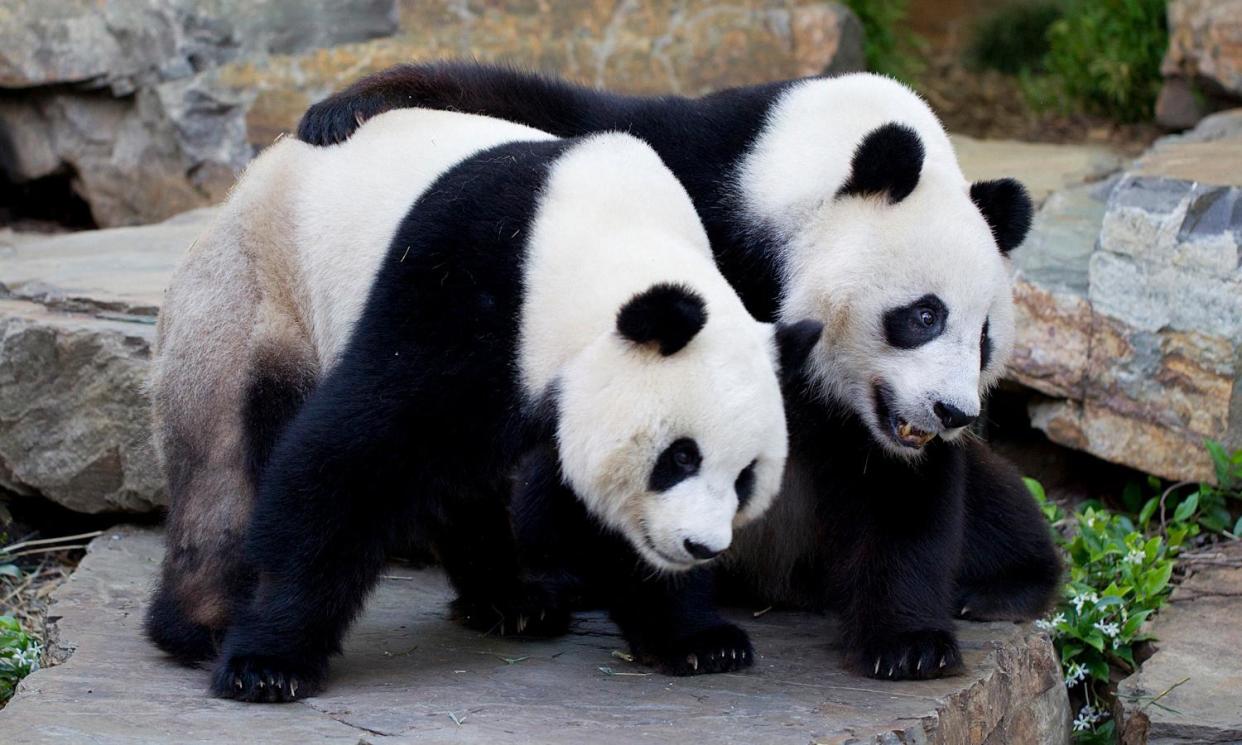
[777,120,1032,457]
[554,283,821,572]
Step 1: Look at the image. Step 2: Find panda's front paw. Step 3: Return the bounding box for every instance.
[210,653,325,703]
[449,582,572,638]
[857,629,961,681]
[640,623,755,676]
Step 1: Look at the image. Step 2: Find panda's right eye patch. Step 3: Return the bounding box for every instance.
[649,438,701,492]
[735,460,758,511]
[883,294,948,349]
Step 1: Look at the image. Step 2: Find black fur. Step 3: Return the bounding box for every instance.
[511,445,754,676]
[734,460,757,511]
[616,283,707,356]
[882,293,947,350]
[774,319,824,383]
[213,139,579,701]
[648,438,702,492]
[837,123,925,203]
[970,178,1034,254]
[296,62,1060,681]
[980,318,993,370]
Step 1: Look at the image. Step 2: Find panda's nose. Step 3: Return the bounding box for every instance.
[683,539,723,561]
[934,401,977,430]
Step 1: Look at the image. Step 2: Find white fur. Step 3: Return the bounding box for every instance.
[291,109,555,367]
[230,113,790,573]
[736,73,1017,456]
[524,134,789,571]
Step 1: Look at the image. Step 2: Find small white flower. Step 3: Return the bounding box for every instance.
[1064,662,1086,686]
[1125,548,1145,565]
[1095,620,1120,638]
[1072,705,1105,733]
[1072,591,1099,614]
[1050,613,1066,627]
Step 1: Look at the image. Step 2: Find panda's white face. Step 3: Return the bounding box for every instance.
[782,164,1017,457]
[553,297,794,572]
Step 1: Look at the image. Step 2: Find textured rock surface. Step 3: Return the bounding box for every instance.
[0,0,861,227]
[1116,542,1242,745]
[1160,0,1242,127]
[0,211,209,512]
[0,528,1070,744]
[1001,111,1242,483]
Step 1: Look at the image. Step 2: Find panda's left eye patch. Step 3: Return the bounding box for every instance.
[735,460,758,511]
[883,294,948,349]
[649,438,701,492]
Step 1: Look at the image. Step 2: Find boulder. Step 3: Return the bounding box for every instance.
[0,0,862,227]
[1004,111,1242,483]
[0,210,209,512]
[0,0,400,227]
[0,527,1071,744]
[1160,0,1242,128]
[1116,542,1242,745]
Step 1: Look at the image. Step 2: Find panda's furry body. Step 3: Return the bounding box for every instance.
[148,109,820,700]
[299,63,1063,680]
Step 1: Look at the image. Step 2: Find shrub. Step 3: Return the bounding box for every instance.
[0,615,39,703]
[842,0,925,81]
[1029,440,1241,743]
[966,1,1062,75]
[1030,0,1168,122]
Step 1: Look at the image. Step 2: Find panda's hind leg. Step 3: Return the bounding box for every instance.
[955,440,1063,621]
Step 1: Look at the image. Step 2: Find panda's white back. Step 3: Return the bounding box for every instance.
[289,109,555,366]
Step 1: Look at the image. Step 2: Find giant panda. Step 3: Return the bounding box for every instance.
[297,62,1063,680]
[147,108,823,701]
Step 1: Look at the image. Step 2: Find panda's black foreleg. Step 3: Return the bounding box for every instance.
[610,567,754,677]
[209,384,416,703]
[436,486,572,639]
[954,441,1062,621]
[828,449,967,681]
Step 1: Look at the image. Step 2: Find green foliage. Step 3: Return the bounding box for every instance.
[842,0,925,81]
[0,615,39,703]
[1027,0,1168,122]
[966,1,1063,75]
[1029,440,1242,741]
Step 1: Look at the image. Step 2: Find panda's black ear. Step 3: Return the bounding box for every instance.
[838,123,925,204]
[970,178,1033,255]
[775,319,823,382]
[616,283,708,356]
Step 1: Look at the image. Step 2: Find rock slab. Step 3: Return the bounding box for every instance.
[0,528,1071,744]
[1005,111,1242,483]
[1117,542,1242,745]
[0,211,210,512]
[1159,0,1242,127]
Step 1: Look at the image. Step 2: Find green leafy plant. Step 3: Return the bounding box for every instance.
[1029,441,1242,742]
[966,1,1063,75]
[842,0,925,82]
[1023,0,1168,122]
[0,615,39,703]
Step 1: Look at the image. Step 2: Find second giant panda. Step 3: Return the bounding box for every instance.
[147,109,822,701]
[297,63,1063,680]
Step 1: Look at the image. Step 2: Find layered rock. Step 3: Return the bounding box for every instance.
[1158,0,1242,128]
[1006,111,1242,483]
[0,0,862,227]
[0,211,210,512]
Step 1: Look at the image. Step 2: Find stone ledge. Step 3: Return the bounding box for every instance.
[0,528,1070,744]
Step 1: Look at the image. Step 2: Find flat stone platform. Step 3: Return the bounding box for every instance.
[0,528,1069,744]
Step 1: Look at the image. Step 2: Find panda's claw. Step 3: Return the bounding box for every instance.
[290,679,299,698]
[687,654,699,671]
[874,658,881,675]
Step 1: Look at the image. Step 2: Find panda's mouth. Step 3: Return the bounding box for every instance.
[872,383,935,449]
[642,534,698,570]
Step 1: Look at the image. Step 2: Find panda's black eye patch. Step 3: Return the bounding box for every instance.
[980,318,992,370]
[649,438,701,492]
[735,460,758,511]
[883,294,948,349]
